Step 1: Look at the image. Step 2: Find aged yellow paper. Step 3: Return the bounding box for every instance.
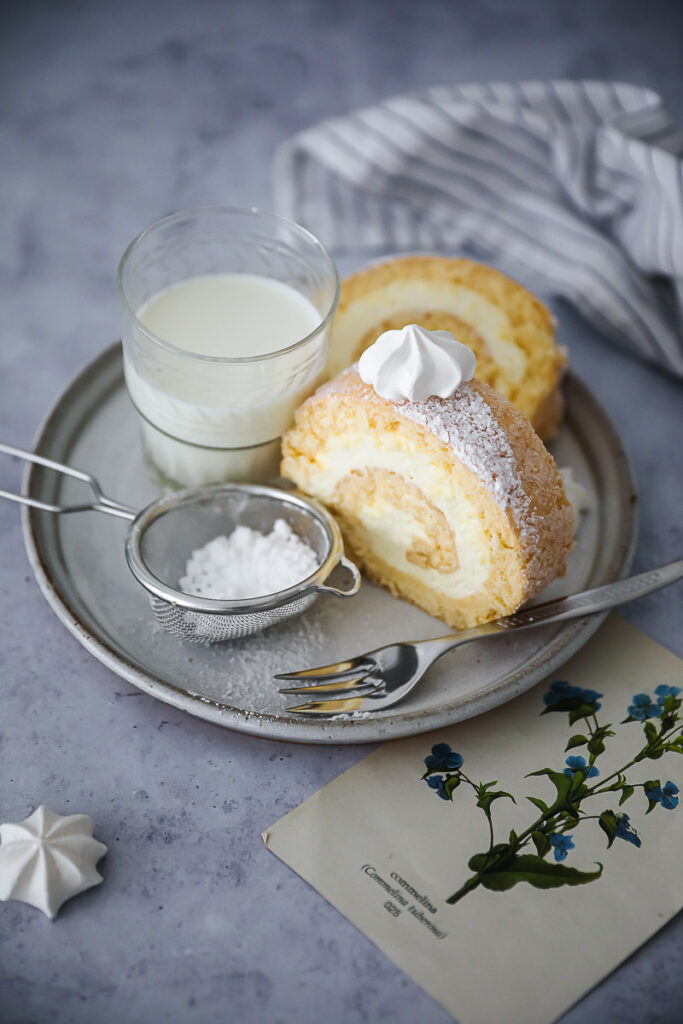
[264,616,683,1024]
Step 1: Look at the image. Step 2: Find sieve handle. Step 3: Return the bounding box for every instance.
[0,441,136,521]
[316,555,362,598]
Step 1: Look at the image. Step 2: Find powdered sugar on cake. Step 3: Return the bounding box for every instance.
[400,384,536,541]
[320,368,537,548]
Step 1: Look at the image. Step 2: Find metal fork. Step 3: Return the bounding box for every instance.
[276,559,683,716]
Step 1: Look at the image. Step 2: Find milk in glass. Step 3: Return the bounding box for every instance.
[124,273,326,485]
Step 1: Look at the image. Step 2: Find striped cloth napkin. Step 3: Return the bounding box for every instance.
[274,80,683,377]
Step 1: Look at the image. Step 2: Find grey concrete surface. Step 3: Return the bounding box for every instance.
[1,1,682,1022]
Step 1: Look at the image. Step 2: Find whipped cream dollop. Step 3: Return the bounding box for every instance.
[358,324,476,403]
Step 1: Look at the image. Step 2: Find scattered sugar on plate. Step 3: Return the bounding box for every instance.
[179,519,319,600]
[559,466,591,522]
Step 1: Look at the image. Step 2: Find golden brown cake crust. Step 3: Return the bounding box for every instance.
[331,255,567,439]
[282,368,574,629]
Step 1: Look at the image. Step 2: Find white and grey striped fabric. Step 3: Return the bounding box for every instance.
[274,80,683,377]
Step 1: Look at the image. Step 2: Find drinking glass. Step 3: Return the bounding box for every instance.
[118,206,339,486]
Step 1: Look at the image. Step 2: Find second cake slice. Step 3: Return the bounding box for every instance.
[329,256,566,438]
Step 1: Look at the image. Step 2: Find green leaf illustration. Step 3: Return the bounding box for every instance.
[527,769,582,818]
[567,772,589,798]
[605,773,627,792]
[583,725,614,758]
[444,775,461,800]
[565,734,588,751]
[531,830,551,857]
[619,785,635,806]
[598,810,619,848]
[569,703,601,726]
[469,853,603,892]
[476,789,516,816]
[526,796,549,813]
[644,779,661,814]
[542,697,599,723]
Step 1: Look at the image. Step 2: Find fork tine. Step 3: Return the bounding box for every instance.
[285,694,371,716]
[278,676,377,697]
[274,657,372,683]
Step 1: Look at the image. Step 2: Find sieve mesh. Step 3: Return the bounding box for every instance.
[149,591,319,642]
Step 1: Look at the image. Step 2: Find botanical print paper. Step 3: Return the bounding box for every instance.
[264,617,683,1024]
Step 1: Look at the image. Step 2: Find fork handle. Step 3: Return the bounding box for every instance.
[426,558,683,656]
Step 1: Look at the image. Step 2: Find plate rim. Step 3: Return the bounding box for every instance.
[21,342,638,744]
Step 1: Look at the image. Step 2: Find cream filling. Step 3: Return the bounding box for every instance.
[311,430,500,599]
[330,281,526,382]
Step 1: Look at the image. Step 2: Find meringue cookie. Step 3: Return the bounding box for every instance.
[358,323,476,403]
[0,805,107,919]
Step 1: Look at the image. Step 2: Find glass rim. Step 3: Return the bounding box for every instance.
[117,205,340,365]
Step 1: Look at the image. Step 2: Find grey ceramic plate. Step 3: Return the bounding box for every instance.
[22,343,637,744]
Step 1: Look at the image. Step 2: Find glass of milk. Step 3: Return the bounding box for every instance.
[118,207,339,486]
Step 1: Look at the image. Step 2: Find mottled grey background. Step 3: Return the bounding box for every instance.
[1,1,682,1022]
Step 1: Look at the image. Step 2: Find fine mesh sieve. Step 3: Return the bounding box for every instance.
[1,442,361,642]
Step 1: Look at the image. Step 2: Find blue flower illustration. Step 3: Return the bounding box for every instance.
[662,782,679,809]
[418,661,683,907]
[543,681,581,705]
[645,781,679,810]
[424,743,464,774]
[426,775,451,800]
[548,833,575,861]
[563,755,599,779]
[543,681,602,710]
[627,693,660,720]
[615,814,641,847]
[655,685,681,706]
